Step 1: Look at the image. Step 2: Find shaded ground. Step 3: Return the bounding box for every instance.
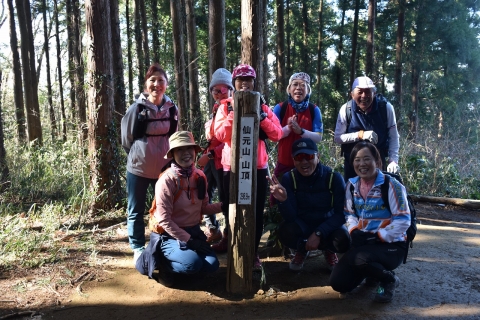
[1,203,480,319]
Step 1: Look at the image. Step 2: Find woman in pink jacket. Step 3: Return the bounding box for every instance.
[140,131,222,287]
[212,64,282,269]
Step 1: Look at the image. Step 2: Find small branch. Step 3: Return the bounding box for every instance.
[411,195,480,209]
[57,221,126,242]
[71,271,89,285]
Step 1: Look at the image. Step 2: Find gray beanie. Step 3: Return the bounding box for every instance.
[209,68,234,91]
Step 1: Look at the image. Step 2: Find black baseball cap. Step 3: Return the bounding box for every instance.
[291,138,318,157]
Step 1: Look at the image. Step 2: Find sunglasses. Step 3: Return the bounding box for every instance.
[293,153,316,161]
[211,87,229,95]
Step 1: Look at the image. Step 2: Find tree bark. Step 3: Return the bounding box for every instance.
[42,0,57,141]
[366,0,375,76]
[301,1,308,72]
[315,0,324,106]
[134,0,144,92]
[0,70,10,191]
[126,0,134,102]
[170,0,188,130]
[53,0,67,141]
[85,0,122,212]
[16,0,42,145]
[276,0,285,96]
[140,0,150,71]
[185,0,201,135]
[7,0,26,143]
[151,0,160,64]
[208,0,226,106]
[394,0,405,123]
[241,0,264,94]
[110,0,126,124]
[66,0,77,122]
[285,0,291,76]
[349,0,360,89]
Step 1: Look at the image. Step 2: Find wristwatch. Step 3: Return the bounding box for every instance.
[315,231,321,237]
[207,151,214,159]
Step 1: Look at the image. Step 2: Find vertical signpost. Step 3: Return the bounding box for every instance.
[226,91,259,294]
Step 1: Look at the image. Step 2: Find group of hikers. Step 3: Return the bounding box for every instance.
[120,63,412,303]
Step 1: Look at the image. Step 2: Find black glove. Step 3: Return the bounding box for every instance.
[187,238,211,254]
[351,229,380,247]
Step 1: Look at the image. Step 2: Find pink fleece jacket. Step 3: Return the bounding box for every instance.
[213,97,282,170]
[154,167,222,242]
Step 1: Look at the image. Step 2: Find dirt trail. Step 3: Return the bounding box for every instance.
[2,203,480,320]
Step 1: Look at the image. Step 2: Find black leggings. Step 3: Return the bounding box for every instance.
[329,242,406,293]
[223,169,268,253]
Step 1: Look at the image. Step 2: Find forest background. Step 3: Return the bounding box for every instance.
[0,0,479,269]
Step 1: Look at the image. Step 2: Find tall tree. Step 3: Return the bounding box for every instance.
[42,0,57,141]
[66,0,76,122]
[208,0,226,106]
[170,0,188,129]
[85,0,122,211]
[365,0,375,75]
[16,0,42,144]
[134,0,144,92]
[126,0,133,102]
[349,0,360,89]
[185,0,201,134]
[285,0,291,76]
[151,0,160,64]
[275,0,286,95]
[0,70,10,191]
[7,0,26,143]
[53,0,67,141]
[241,0,264,93]
[315,0,324,106]
[394,0,405,114]
[72,0,86,137]
[139,0,150,71]
[110,0,126,123]
[301,1,308,72]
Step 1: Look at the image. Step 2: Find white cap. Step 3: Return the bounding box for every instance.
[351,76,376,91]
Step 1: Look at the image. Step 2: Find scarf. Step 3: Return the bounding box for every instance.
[288,94,311,113]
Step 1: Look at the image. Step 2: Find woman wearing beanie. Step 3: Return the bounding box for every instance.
[212,64,282,269]
[197,68,233,244]
[272,72,323,181]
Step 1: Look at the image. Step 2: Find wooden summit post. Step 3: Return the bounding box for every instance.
[226,91,260,294]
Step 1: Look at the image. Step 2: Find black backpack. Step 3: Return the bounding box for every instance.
[349,171,417,264]
[290,168,335,207]
[132,104,178,140]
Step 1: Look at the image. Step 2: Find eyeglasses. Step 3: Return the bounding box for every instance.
[235,77,254,83]
[291,82,306,89]
[211,87,229,95]
[293,153,316,161]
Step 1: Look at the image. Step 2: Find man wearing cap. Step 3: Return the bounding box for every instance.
[273,72,323,179]
[334,76,400,181]
[268,138,350,272]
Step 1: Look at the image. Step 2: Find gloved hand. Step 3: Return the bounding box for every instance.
[387,161,400,174]
[187,238,212,254]
[350,229,380,247]
[362,131,378,144]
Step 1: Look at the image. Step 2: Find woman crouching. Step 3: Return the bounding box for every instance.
[329,141,410,302]
[136,131,221,287]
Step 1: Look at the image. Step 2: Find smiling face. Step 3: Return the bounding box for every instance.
[234,77,255,92]
[293,153,318,177]
[288,80,308,103]
[353,147,379,181]
[173,146,196,168]
[351,88,375,111]
[145,71,168,105]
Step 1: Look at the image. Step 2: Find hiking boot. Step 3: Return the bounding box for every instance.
[289,250,309,272]
[323,250,338,271]
[211,230,228,253]
[364,277,380,287]
[152,267,175,288]
[205,227,222,243]
[133,247,145,266]
[374,275,400,303]
[253,253,262,270]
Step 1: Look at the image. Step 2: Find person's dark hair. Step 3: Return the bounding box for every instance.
[144,63,168,85]
[350,141,383,168]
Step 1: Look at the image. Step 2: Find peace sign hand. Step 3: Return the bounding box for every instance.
[267,174,287,202]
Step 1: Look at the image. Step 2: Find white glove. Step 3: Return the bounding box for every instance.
[387,162,400,174]
[363,130,378,144]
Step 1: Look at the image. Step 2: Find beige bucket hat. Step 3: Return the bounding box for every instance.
[164,131,202,159]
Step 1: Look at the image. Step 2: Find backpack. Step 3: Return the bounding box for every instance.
[290,168,335,207]
[349,171,417,264]
[279,101,317,124]
[132,104,178,140]
[148,168,206,234]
